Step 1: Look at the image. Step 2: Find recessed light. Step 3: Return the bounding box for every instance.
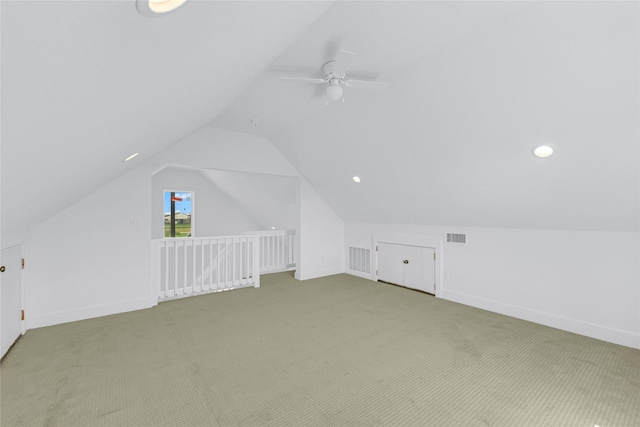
[136,0,187,17]
[123,152,139,162]
[352,176,361,183]
[532,145,554,158]
[271,226,276,230]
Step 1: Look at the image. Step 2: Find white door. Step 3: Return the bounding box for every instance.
[377,242,404,286]
[1,244,23,358]
[403,245,435,294]
[377,242,436,294]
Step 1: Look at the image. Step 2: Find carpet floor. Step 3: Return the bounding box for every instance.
[1,272,639,426]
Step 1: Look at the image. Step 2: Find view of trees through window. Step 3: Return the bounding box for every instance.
[164,191,193,238]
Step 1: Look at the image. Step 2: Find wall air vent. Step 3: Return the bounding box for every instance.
[446,233,467,244]
[348,246,371,274]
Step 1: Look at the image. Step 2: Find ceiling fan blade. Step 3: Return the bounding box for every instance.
[332,50,355,76]
[344,79,389,91]
[281,77,326,84]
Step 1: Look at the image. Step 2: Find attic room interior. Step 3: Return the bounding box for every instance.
[1,0,639,425]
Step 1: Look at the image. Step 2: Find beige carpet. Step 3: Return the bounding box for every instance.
[1,272,639,426]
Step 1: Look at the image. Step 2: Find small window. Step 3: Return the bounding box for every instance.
[164,191,193,238]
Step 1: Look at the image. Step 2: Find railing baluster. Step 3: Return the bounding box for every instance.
[164,242,169,298]
[280,234,284,267]
[253,236,260,288]
[183,240,188,294]
[174,241,179,295]
[232,237,237,287]
[240,237,246,285]
[216,238,221,291]
[271,236,276,269]
[225,237,230,288]
[192,239,196,294]
[207,239,213,291]
[200,239,205,291]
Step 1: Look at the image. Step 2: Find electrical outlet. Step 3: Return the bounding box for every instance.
[129,219,140,228]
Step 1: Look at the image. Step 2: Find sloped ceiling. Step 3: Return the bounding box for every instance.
[213,1,639,232]
[2,1,638,237]
[0,0,332,235]
[199,169,298,231]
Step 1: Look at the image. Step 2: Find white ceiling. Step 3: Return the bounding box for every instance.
[214,1,639,232]
[2,1,638,235]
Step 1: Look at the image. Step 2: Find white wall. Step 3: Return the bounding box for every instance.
[296,179,345,280]
[25,162,154,328]
[1,232,28,251]
[346,222,640,349]
[152,167,263,238]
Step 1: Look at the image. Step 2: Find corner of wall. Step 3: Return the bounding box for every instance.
[296,179,345,281]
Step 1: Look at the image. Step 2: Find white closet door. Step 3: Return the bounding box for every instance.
[403,245,435,294]
[377,242,436,295]
[1,244,22,358]
[377,242,404,286]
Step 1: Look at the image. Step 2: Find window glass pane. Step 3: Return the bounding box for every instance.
[163,191,193,238]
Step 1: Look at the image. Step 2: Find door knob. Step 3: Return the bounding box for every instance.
[403,260,409,264]
[0,266,5,272]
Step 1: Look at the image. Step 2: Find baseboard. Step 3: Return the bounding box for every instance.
[295,267,344,281]
[441,290,640,350]
[26,297,157,330]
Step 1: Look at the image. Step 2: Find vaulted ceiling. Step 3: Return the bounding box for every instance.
[2,1,638,236]
[1,0,331,235]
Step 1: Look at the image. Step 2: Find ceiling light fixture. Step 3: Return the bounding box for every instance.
[123,152,139,162]
[532,145,554,158]
[352,176,361,183]
[250,119,260,127]
[326,80,343,101]
[136,0,187,17]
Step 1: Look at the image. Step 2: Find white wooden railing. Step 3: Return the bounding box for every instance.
[241,229,296,274]
[152,235,260,300]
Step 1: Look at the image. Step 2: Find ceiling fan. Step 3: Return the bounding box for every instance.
[281,50,388,103]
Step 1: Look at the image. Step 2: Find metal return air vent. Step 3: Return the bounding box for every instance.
[446,233,467,244]
[348,246,371,274]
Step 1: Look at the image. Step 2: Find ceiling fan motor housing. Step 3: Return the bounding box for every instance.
[323,60,338,77]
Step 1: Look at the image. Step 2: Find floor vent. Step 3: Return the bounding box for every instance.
[446,233,467,244]
[348,246,371,274]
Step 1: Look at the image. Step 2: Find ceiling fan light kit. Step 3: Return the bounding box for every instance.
[326,81,343,101]
[136,0,187,17]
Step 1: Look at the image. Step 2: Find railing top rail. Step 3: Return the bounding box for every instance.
[152,234,260,244]
[240,230,296,236]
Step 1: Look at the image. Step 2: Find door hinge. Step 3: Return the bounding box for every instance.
[21,310,25,321]
[376,269,378,276]
[376,245,378,252]
[434,253,436,260]
[22,258,25,269]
